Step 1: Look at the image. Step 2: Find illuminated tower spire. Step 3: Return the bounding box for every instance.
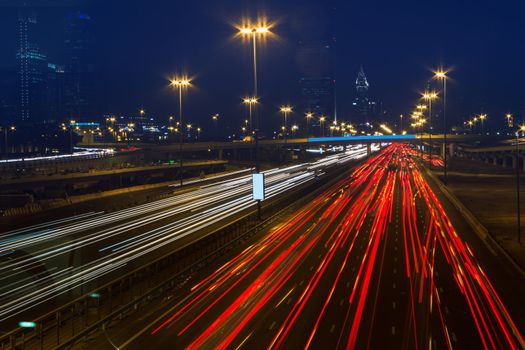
[356,65,369,93]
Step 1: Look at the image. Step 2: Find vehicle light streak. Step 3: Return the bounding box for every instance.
[0,146,369,322]
[143,144,524,350]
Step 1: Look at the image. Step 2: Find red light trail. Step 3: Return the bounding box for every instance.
[144,144,524,350]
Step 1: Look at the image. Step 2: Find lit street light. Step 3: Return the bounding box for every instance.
[2,125,16,158]
[243,97,258,132]
[280,106,292,142]
[507,113,514,128]
[170,76,192,187]
[479,113,487,135]
[422,91,438,169]
[239,20,272,221]
[305,112,313,137]
[434,69,449,184]
[319,115,326,137]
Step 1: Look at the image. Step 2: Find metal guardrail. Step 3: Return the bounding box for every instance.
[0,162,354,350]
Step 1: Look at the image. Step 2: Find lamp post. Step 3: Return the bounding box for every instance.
[3,125,15,158]
[69,120,76,154]
[291,124,299,136]
[423,92,438,169]
[506,113,514,129]
[243,97,257,133]
[239,22,271,221]
[435,70,448,184]
[319,115,326,137]
[280,106,292,142]
[239,23,270,161]
[516,125,525,244]
[305,112,313,137]
[415,106,426,158]
[479,113,487,135]
[212,113,219,131]
[170,77,191,187]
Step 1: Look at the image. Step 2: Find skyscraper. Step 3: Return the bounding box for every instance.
[17,8,48,124]
[295,3,336,123]
[63,11,96,120]
[352,65,376,124]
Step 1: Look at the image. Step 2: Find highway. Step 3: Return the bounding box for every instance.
[0,145,371,330]
[109,144,525,349]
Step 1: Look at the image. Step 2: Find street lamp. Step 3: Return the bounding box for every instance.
[280,106,292,142]
[434,69,449,184]
[422,91,438,169]
[243,97,258,132]
[516,124,525,244]
[479,113,487,135]
[211,113,219,133]
[69,120,76,154]
[506,113,514,128]
[238,24,271,98]
[3,125,15,158]
[239,21,273,221]
[291,124,299,138]
[305,112,313,137]
[170,76,192,187]
[468,120,474,132]
[197,127,202,140]
[319,115,326,137]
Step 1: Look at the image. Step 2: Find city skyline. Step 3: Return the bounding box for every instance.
[0,0,524,131]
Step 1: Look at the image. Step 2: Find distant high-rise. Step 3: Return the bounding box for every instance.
[47,63,66,121]
[295,3,336,122]
[299,76,334,117]
[63,11,96,120]
[352,66,376,124]
[17,8,48,123]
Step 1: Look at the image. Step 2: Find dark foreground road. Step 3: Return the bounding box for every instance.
[100,144,524,350]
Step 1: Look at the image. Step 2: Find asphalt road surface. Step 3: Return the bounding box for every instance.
[111,144,525,350]
[0,146,369,331]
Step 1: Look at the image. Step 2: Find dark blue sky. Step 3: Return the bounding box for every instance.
[1,0,524,132]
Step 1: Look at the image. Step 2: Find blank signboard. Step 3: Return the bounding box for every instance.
[252,173,265,200]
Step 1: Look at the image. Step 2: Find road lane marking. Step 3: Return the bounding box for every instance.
[275,287,295,308]
[234,332,253,350]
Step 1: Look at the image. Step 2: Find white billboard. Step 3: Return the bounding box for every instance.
[252,173,265,201]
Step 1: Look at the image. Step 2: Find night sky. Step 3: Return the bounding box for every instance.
[1,0,524,132]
